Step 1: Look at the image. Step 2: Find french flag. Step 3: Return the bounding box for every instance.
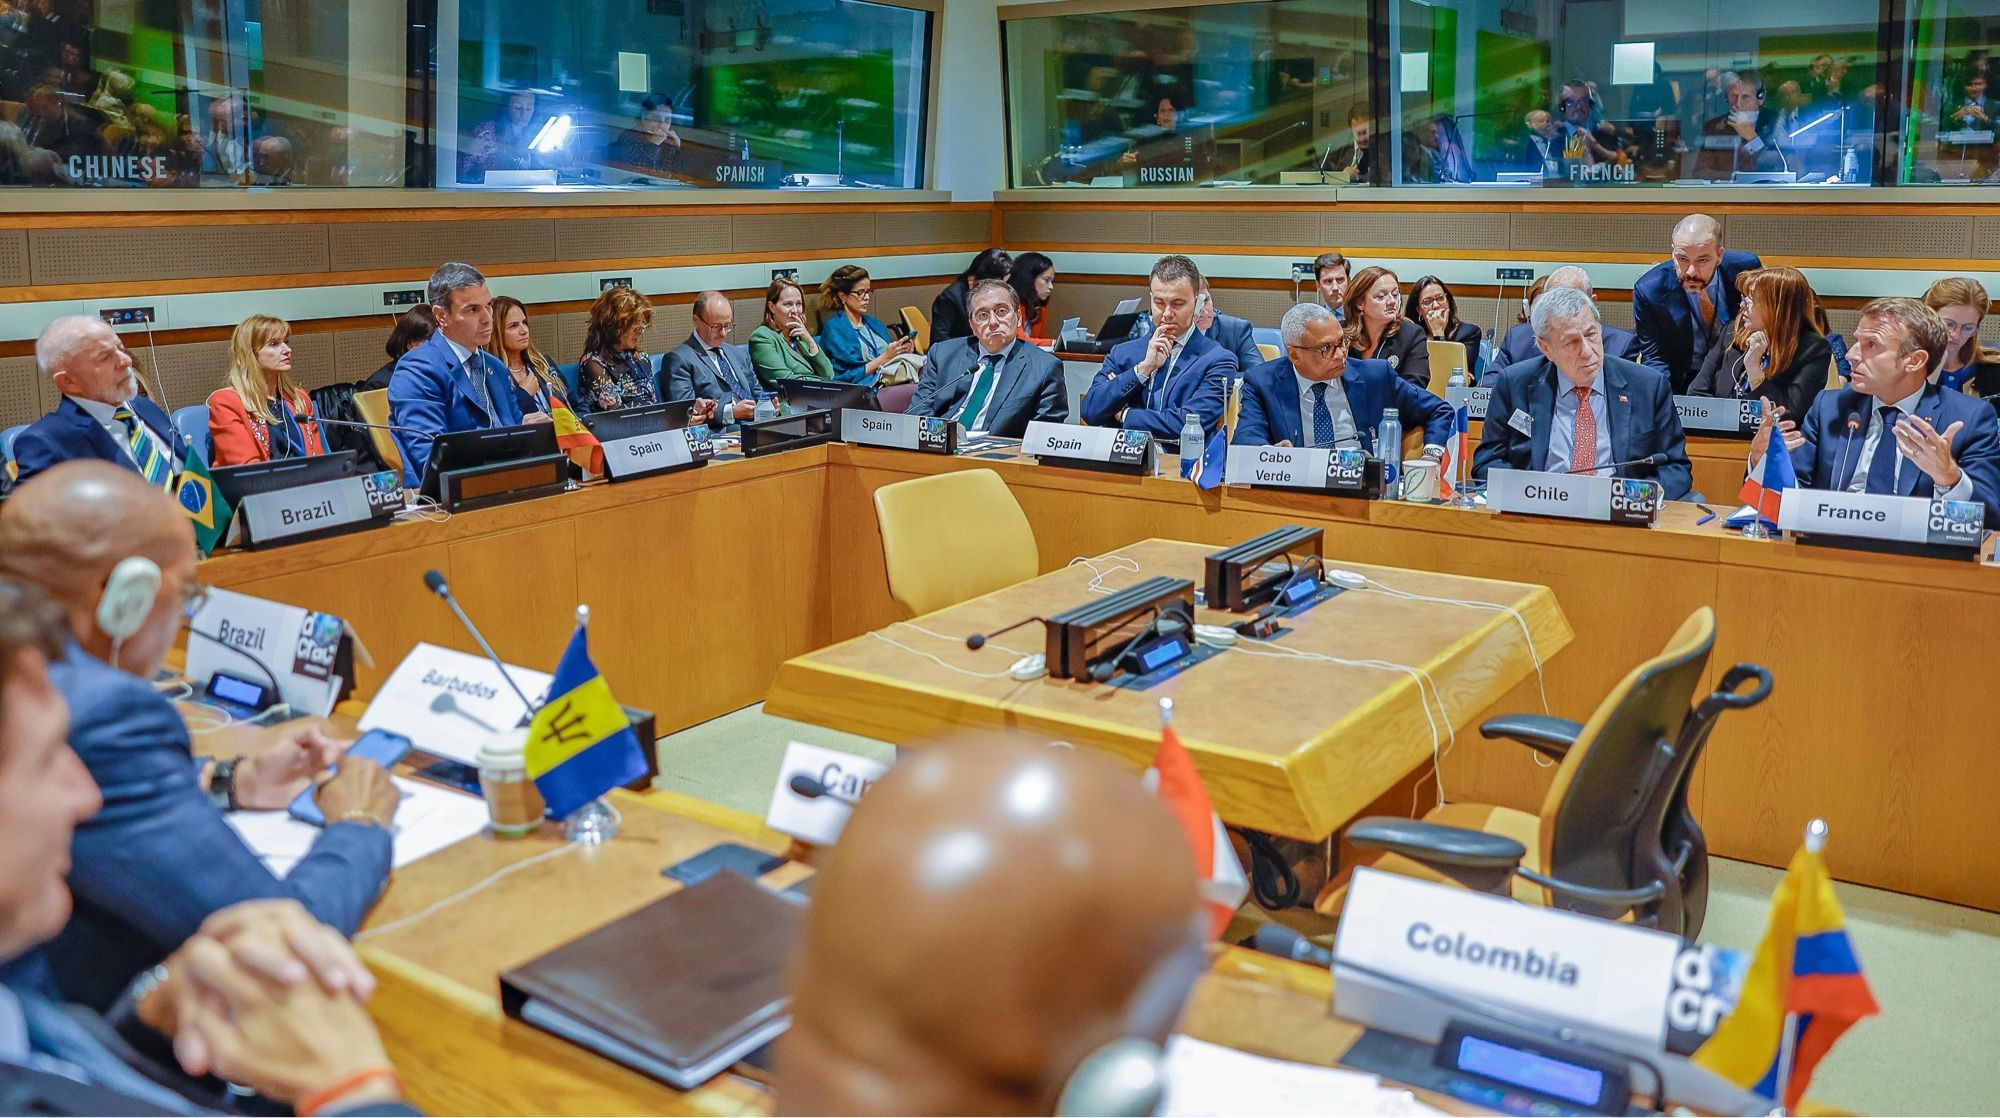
[1438,402,1471,499]
[1739,438,1798,526]
[1147,699,1249,940]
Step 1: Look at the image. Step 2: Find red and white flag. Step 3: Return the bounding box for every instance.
[1148,699,1250,940]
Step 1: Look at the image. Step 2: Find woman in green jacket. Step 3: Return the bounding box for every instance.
[749,277,835,388]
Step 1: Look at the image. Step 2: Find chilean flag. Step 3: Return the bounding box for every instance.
[1739,440,1797,526]
[1147,699,1249,940]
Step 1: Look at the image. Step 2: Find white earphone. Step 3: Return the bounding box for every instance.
[97,556,162,643]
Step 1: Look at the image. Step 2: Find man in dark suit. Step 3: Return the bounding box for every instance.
[387,261,525,486]
[662,290,761,430]
[1631,213,1763,393]
[1752,298,2000,524]
[1691,78,1783,180]
[1486,267,1650,380]
[908,279,1066,438]
[1081,254,1237,449]
[1196,280,1263,375]
[13,316,189,490]
[1234,302,1452,458]
[1474,286,1693,499]
[0,463,399,1011]
[0,577,416,1117]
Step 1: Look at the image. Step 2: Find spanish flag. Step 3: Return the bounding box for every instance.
[549,401,604,478]
[524,620,648,819]
[1693,842,1879,1109]
[175,446,233,556]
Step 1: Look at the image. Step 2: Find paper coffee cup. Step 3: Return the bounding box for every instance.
[475,727,545,837]
[1400,458,1439,503]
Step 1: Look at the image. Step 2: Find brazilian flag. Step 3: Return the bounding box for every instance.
[176,447,232,556]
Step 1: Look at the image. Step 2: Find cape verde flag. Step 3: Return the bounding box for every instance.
[1693,843,1879,1109]
[1182,421,1227,491]
[525,621,648,819]
[1146,702,1248,939]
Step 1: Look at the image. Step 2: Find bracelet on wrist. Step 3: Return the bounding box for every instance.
[297,1066,402,1117]
[334,809,389,830]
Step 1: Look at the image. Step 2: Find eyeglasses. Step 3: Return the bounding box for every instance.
[850,288,873,299]
[693,313,734,332]
[1560,97,1591,108]
[1287,341,1343,360]
[180,581,211,620]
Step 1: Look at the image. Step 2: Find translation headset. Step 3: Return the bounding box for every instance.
[97,556,162,668]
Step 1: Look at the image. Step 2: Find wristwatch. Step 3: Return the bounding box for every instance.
[207,756,244,813]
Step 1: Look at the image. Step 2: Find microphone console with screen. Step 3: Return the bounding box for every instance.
[186,626,287,708]
[421,569,538,719]
[1044,576,1195,683]
[1203,525,1325,612]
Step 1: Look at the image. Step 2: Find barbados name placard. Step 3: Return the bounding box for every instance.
[599,427,714,481]
[1486,468,1661,526]
[1778,489,1984,548]
[838,409,956,455]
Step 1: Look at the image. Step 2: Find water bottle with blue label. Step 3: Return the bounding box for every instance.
[1179,411,1204,471]
[1376,408,1402,496]
[1134,311,1155,340]
[753,393,777,423]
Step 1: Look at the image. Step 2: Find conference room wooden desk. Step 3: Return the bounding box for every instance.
[198,440,2000,913]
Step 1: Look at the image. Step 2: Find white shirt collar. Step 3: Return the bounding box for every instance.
[66,395,123,425]
[975,337,1015,363]
[1879,385,1925,415]
[440,333,475,367]
[0,984,26,1064]
[1562,369,1606,399]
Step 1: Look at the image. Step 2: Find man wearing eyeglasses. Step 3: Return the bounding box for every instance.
[664,290,761,430]
[1232,301,1452,457]
[0,462,397,1011]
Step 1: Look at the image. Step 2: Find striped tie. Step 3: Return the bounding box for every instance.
[113,405,175,491]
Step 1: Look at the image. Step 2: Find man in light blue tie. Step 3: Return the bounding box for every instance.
[386,261,526,486]
[663,291,762,430]
[907,279,1067,438]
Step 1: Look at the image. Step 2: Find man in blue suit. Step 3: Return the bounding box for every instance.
[388,261,525,486]
[1631,213,1762,393]
[1486,267,1650,380]
[13,317,189,490]
[0,463,398,1010]
[1081,255,1237,450]
[1234,302,1452,459]
[1196,280,1263,375]
[1474,286,1693,500]
[1751,298,2000,525]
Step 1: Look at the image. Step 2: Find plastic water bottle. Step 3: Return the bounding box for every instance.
[1376,408,1403,497]
[1134,310,1155,339]
[753,393,777,423]
[1179,411,1204,472]
[1447,365,1468,389]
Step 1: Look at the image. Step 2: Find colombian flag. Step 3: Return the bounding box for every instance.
[550,402,605,477]
[1738,433,1797,528]
[1147,704,1248,939]
[1693,843,1879,1109]
[175,446,233,556]
[524,622,648,819]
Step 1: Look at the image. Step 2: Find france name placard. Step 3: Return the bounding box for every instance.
[239,476,373,544]
[839,409,955,454]
[1673,395,1759,435]
[1486,469,1660,526]
[1777,489,1985,547]
[1023,421,1150,468]
[1333,868,1682,1049]
[599,427,711,479]
[1444,385,1490,420]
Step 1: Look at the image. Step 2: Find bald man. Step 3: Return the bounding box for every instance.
[1486,266,1651,380]
[12,315,189,490]
[779,737,1205,1116]
[1631,214,1762,393]
[0,463,398,1010]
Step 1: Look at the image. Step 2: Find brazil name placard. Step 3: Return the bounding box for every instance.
[239,476,374,544]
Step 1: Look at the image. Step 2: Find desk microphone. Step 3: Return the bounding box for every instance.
[788,773,858,804]
[185,626,286,704]
[1578,452,1668,474]
[1831,413,1862,490]
[1087,604,1192,684]
[310,414,443,443]
[421,569,538,718]
[966,615,1052,650]
[1251,923,1334,967]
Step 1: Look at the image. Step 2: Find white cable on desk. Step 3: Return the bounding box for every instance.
[1348,575,1549,716]
[357,842,581,940]
[1067,554,1140,595]
[894,620,1028,659]
[864,630,1022,679]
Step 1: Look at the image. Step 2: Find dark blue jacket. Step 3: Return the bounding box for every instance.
[1487,321,1650,380]
[1787,382,2000,526]
[817,313,894,384]
[12,397,188,488]
[1631,249,1763,392]
[386,332,524,486]
[1472,356,1693,500]
[1232,355,1453,452]
[1080,328,1236,442]
[45,642,392,1011]
[1202,312,1263,377]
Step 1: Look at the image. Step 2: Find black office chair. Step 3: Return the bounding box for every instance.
[1317,607,1770,939]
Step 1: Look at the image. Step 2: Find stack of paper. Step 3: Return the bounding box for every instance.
[227,777,491,877]
[1159,1036,1442,1117]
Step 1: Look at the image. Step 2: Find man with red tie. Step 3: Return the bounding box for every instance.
[12,316,189,491]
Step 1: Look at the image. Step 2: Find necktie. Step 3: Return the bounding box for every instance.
[717,347,752,399]
[956,355,999,427]
[1864,406,1903,494]
[1310,383,1334,449]
[1570,386,1598,475]
[465,355,497,423]
[112,405,174,491]
[1696,288,1717,330]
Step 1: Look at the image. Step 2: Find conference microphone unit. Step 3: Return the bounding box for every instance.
[185,625,287,707]
[965,614,1052,651]
[1250,923,1334,968]
[421,569,539,718]
[1831,413,1862,490]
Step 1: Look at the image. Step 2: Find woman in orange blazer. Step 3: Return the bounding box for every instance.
[207,314,326,467]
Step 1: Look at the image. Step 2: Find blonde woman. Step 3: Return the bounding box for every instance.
[1923,277,2000,399]
[207,314,325,467]
[492,295,566,420]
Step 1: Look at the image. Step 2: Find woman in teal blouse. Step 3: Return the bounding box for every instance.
[749,278,835,388]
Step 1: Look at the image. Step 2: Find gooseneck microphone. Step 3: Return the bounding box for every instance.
[185,626,286,706]
[1252,923,1334,968]
[965,615,1052,651]
[422,569,538,717]
[1831,413,1863,491]
[789,773,858,804]
[1580,452,1669,474]
[310,414,442,443]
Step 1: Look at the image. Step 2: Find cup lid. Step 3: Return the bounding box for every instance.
[475,726,530,768]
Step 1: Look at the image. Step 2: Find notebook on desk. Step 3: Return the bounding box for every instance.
[499,869,802,1090]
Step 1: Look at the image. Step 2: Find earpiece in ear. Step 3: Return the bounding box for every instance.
[1056,1037,1167,1118]
[96,556,162,642]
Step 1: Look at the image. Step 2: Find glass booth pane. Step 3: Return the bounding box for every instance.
[1903,0,2000,183]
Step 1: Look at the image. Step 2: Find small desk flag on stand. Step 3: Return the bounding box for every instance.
[1147,698,1248,939]
[525,612,647,819]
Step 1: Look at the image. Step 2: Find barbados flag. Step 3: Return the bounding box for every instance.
[525,622,648,819]
[175,446,232,556]
[1693,843,1879,1109]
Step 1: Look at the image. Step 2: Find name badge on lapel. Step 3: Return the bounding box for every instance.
[1508,409,1534,437]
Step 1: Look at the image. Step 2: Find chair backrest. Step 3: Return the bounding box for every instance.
[875,381,918,414]
[0,423,26,481]
[1255,342,1280,362]
[1251,325,1281,350]
[1535,607,1716,923]
[352,388,402,475]
[901,306,932,354]
[1425,340,1467,394]
[872,468,1037,615]
[1826,353,1842,390]
[557,362,583,403]
[171,405,211,467]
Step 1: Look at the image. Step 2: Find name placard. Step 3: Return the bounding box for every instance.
[1486,468,1661,526]
[1777,489,1985,548]
[1023,421,1151,473]
[1444,385,1490,420]
[187,588,350,717]
[764,741,888,846]
[839,409,956,455]
[358,642,553,765]
[239,476,374,545]
[1673,395,1760,436]
[599,427,714,481]
[1333,868,1681,1050]
[1224,444,1375,494]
